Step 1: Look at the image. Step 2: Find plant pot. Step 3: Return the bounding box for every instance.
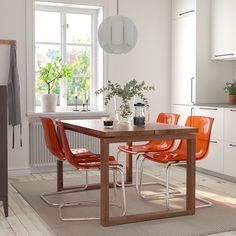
[41,94,57,112]
[228,95,236,105]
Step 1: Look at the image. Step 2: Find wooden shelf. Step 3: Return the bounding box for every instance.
[0,39,16,45]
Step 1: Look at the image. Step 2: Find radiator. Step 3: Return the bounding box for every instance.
[29,122,100,168]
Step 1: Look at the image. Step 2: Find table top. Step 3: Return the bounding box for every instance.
[62,119,197,138]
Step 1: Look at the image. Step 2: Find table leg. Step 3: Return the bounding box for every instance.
[100,138,110,226]
[186,135,196,213]
[126,142,133,184]
[57,160,63,192]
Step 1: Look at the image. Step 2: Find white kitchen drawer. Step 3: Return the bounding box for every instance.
[224,108,236,142]
[172,0,196,19]
[223,141,236,178]
[195,106,223,140]
[197,139,223,174]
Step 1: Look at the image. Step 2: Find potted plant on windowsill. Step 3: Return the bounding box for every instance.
[38,57,73,112]
[224,80,236,104]
[95,79,155,123]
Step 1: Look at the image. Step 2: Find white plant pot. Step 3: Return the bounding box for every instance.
[41,94,57,112]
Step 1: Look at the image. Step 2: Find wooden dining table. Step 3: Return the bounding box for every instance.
[59,119,197,226]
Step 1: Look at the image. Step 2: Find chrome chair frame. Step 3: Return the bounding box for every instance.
[40,170,89,207]
[58,166,127,221]
[137,157,213,209]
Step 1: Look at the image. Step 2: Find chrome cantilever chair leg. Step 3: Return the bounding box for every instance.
[40,170,89,207]
[137,159,213,209]
[58,166,126,221]
[136,158,180,200]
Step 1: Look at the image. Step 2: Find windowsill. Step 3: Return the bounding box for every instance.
[27,110,110,119]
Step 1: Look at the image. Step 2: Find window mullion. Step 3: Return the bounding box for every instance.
[60,10,67,108]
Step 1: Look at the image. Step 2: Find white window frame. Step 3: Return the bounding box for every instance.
[26,0,106,113]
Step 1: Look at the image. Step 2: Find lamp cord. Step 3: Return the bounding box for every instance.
[117,0,119,16]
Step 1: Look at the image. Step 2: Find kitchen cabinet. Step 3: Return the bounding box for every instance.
[197,140,224,174]
[212,0,236,60]
[194,106,224,173]
[224,108,236,142]
[224,141,236,178]
[195,107,223,140]
[172,0,196,19]
[171,0,232,105]
[171,105,195,126]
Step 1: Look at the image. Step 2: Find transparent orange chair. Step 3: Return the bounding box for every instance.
[137,116,214,209]
[57,120,126,221]
[117,113,180,189]
[40,117,91,206]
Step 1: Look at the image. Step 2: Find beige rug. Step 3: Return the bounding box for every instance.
[11,175,236,236]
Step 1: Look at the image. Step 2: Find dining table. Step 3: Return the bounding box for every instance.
[59,119,197,226]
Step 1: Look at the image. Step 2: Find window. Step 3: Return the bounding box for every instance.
[34,2,103,111]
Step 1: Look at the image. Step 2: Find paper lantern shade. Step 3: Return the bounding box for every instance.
[98,16,138,54]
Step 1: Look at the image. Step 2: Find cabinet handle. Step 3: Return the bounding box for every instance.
[191,107,194,116]
[179,10,195,16]
[215,53,234,58]
[199,107,218,111]
[210,140,218,144]
[230,109,236,112]
[229,144,236,148]
[191,77,195,104]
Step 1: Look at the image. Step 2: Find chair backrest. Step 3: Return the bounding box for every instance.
[148,113,180,148]
[40,117,65,160]
[177,116,214,160]
[56,119,79,166]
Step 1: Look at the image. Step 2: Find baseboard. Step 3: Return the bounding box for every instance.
[8,167,31,177]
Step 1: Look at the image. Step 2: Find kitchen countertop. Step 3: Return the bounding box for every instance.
[194,103,236,108]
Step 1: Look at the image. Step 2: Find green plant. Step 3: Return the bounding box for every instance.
[95,79,155,118]
[38,56,73,94]
[224,80,236,95]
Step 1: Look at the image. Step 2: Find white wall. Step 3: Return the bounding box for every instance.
[0,0,30,175]
[108,0,172,121]
[0,0,171,174]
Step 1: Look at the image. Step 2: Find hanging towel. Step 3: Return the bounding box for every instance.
[7,45,22,148]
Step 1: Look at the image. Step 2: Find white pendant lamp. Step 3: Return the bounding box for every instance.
[98,0,138,54]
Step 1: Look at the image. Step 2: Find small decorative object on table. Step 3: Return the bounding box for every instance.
[95,79,155,123]
[103,120,114,129]
[73,95,80,111]
[224,79,236,104]
[133,102,146,126]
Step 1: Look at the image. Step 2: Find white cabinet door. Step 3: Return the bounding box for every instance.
[212,0,236,60]
[224,108,236,142]
[223,141,236,177]
[171,105,195,126]
[171,14,196,105]
[194,107,223,140]
[197,140,223,174]
[172,0,196,19]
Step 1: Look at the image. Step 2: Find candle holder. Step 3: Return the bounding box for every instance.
[73,95,80,111]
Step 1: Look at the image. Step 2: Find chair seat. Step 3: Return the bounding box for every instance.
[72,151,121,169]
[144,147,206,164]
[118,141,171,154]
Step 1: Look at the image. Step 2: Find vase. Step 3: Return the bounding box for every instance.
[114,96,135,124]
[41,94,57,112]
[229,95,236,104]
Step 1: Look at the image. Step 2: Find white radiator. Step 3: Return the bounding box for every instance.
[29,122,100,168]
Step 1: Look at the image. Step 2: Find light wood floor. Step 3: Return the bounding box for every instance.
[1,166,236,236]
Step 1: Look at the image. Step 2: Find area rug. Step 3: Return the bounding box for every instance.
[11,175,236,236]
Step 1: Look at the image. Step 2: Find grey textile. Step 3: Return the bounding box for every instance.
[7,45,22,147]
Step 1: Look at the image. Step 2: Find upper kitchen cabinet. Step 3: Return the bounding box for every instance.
[212,0,236,60]
[171,0,233,105]
[172,0,196,19]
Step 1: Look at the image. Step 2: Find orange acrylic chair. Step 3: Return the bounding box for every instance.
[137,116,214,209]
[40,117,91,206]
[57,120,126,221]
[117,113,180,189]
